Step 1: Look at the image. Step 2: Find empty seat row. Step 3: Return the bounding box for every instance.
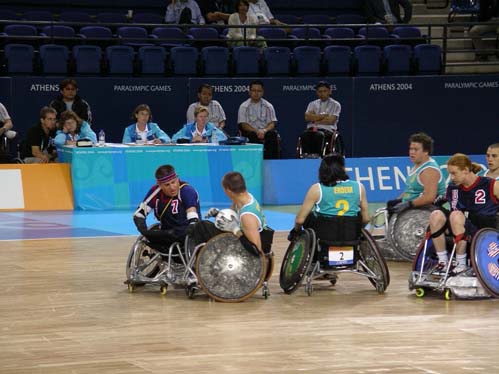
[1,43,442,76]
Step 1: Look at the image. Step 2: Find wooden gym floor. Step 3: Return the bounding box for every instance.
[1,232,498,374]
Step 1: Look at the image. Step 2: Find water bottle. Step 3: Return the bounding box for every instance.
[98,129,105,146]
[211,129,218,145]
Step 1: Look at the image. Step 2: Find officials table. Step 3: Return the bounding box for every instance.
[59,143,263,210]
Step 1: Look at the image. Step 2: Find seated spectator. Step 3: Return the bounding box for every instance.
[186,84,227,130]
[165,0,205,24]
[54,110,96,147]
[364,0,413,24]
[238,80,280,159]
[122,104,171,144]
[247,0,286,26]
[0,102,18,163]
[49,78,93,123]
[469,0,499,61]
[172,106,227,143]
[228,0,267,49]
[197,0,231,24]
[23,107,58,164]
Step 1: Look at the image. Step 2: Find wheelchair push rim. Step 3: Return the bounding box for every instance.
[279,229,315,294]
[359,229,390,291]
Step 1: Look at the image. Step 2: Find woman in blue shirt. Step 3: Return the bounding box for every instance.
[54,110,96,146]
[172,106,227,144]
[122,104,171,144]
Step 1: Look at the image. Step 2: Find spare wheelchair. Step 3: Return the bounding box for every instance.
[369,205,436,261]
[280,215,389,296]
[296,128,344,158]
[408,228,499,300]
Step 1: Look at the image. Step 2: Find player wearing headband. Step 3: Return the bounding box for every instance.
[133,164,201,247]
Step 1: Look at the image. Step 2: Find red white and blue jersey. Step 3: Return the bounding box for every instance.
[446,176,498,218]
[142,181,200,236]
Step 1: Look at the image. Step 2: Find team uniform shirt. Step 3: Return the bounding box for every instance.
[306,97,341,132]
[238,98,277,130]
[186,100,226,125]
[479,168,499,181]
[141,181,201,237]
[313,180,362,217]
[247,0,274,24]
[236,193,267,232]
[402,158,446,202]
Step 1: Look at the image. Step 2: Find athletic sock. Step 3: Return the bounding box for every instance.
[436,251,448,264]
[456,253,467,267]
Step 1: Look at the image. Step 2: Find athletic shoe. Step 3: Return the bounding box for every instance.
[451,264,469,275]
[431,262,448,275]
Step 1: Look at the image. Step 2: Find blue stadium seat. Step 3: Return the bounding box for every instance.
[358,26,392,47]
[293,46,322,75]
[96,12,128,24]
[79,26,113,39]
[290,27,323,47]
[59,11,94,23]
[40,25,76,45]
[189,27,223,48]
[138,46,167,74]
[0,10,20,21]
[324,27,359,47]
[151,27,192,48]
[323,45,351,75]
[72,45,102,74]
[39,44,69,74]
[335,14,366,25]
[170,46,198,75]
[448,0,479,22]
[117,26,152,47]
[23,10,53,22]
[201,46,229,75]
[354,45,381,75]
[263,46,291,75]
[383,44,412,75]
[4,44,34,73]
[391,26,426,47]
[273,14,302,25]
[414,44,442,75]
[302,14,333,25]
[233,46,260,76]
[106,45,135,74]
[132,13,163,24]
[257,27,289,47]
[4,24,37,37]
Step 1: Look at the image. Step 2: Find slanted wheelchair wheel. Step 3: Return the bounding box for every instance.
[125,237,162,280]
[279,229,315,294]
[412,237,438,272]
[470,228,499,298]
[358,229,390,293]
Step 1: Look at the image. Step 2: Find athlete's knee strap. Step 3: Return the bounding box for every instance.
[453,232,471,244]
[430,223,447,239]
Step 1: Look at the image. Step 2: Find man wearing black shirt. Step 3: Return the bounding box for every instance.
[197,0,231,23]
[49,78,92,123]
[23,107,58,164]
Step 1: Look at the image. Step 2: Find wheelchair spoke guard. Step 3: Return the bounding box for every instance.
[470,228,499,298]
[279,229,315,294]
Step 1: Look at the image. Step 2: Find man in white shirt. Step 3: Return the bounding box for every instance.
[246,0,285,25]
[238,80,280,159]
[186,84,226,130]
[300,81,342,157]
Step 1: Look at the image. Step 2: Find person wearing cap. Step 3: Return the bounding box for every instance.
[132,164,201,248]
[300,81,341,158]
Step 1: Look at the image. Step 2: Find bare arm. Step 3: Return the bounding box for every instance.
[412,168,440,207]
[359,184,370,224]
[217,120,225,130]
[1,119,13,133]
[240,214,262,251]
[304,112,337,125]
[31,146,50,163]
[294,184,320,230]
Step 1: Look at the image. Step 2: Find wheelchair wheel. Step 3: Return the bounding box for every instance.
[470,228,499,298]
[358,229,390,293]
[411,237,438,272]
[264,254,275,282]
[125,236,162,280]
[329,132,344,156]
[279,229,315,294]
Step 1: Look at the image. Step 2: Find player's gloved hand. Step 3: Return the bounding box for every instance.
[186,218,198,236]
[204,207,220,219]
[214,214,240,235]
[387,198,402,209]
[433,196,448,207]
[392,200,413,214]
[287,227,303,242]
[133,215,149,236]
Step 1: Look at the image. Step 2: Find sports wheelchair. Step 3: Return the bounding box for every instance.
[368,206,436,261]
[280,215,390,296]
[296,128,344,158]
[408,228,499,300]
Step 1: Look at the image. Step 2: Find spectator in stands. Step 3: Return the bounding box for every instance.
[165,0,205,24]
[238,80,280,159]
[172,106,227,143]
[23,106,58,164]
[187,84,227,130]
[481,143,499,180]
[122,104,171,144]
[246,0,286,26]
[54,110,96,147]
[469,0,499,61]
[300,81,341,157]
[386,132,446,215]
[364,0,413,24]
[227,0,267,49]
[197,0,231,24]
[49,78,93,123]
[0,102,17,163]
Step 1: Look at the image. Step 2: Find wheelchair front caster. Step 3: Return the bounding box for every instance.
[262,283,270,299]
[305,282,313,296]
[160,284,168,296]
[415,288,425,298]
[127,283,135,293]
[444,289,452,300]
[185,285,196,299]
[375,282,386,295]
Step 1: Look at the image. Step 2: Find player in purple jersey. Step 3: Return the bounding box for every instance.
[133,164,201,248]
[428,153,499,273]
